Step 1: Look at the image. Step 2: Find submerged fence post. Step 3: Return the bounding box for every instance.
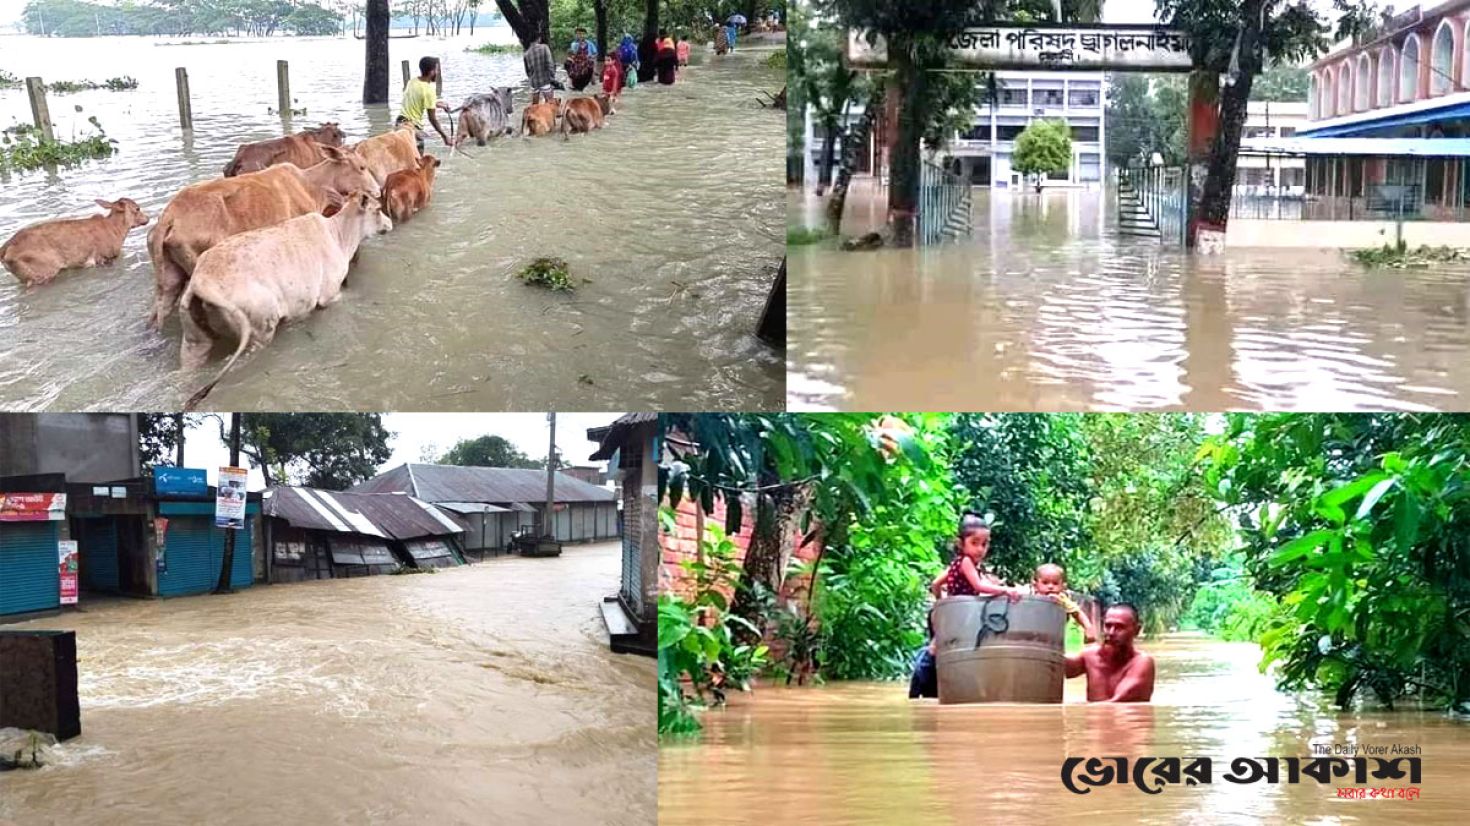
[276,59,291,115]
[24,77,53,142]
[175,67,193,131]
[401,60,410,88]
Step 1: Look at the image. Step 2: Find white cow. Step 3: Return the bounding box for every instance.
[179,191,392,408]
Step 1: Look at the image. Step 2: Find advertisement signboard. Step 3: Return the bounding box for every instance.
[216,467,248,529]
[155,467,209,497]
[0,492,67,521]
[58,540,78,605]
[154,517,169,572]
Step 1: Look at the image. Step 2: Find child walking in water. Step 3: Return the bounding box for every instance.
[1031,562,1096,642]
[910,514,1023,698]
[676,34,691,66]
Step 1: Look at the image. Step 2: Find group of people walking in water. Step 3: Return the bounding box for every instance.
[911,513,1156,703]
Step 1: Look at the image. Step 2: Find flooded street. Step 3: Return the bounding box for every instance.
[659,633,1466,825]
[788,185,1470,411]
[0,541,654,825]
[0,34,783,410]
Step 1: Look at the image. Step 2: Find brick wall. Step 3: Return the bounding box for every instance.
[660,494,820,611]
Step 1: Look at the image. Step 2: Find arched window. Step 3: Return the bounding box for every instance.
[1322,70,1336,116]
[1339,64,1353,112]
[1309,72,1319,118]
[1401,33,1421,102]
[1432,21,1455,95]
[1378,47,1395,107]
[1356,54,1372,109]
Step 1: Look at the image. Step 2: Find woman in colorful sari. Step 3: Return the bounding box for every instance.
[565,29,596,92]
[656,29,678,85]
[714,24,729,55]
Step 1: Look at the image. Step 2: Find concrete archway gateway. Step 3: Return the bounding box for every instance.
[846,24,1233,250]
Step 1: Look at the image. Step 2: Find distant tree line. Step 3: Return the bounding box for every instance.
[22,0,346,37]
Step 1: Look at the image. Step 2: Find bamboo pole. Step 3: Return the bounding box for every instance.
[175,68,193,131]
[276,60,291,115]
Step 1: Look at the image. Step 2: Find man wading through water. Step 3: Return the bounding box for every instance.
[1065,603,1155,702]
[398,56,453,154]
[524,33,558,104]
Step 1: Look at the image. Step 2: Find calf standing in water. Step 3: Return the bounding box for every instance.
[1,198,149,287]
[382,156,441,223]
[560,94,612,140]
[456,87,514,146]
[179,192,392,408]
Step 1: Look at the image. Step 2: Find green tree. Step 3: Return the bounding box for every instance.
[1011,118,1072,191]
[137,413,196,467]
[1198,413,1470,711]
[1105,74,1187,167]
[226,413,394,489]
[1250,64,1310,102]
[437,434,555,468]
[1154,0,1333,237]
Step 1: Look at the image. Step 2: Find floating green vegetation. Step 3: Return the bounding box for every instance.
[0,70,20,89]
[468,43,521,55]
[786,225,831,246]
[517,257,575,291]
[0,115,117,175]
[765,50,787,70]
[43,76,139,94]
[1350,239,1470,268]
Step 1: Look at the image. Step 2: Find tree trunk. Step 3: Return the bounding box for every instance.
[826,91,881,237]
[363,0,390,104]
[1196,0,1265,241]
[731,486,806,639]
[816,126,836,196]
[494,0,548,47]
[888,40,924,248]
[594,0,609,69]
[214,412,242,595]
[174,413,186,467]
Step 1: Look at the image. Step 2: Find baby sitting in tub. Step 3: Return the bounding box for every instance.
[1030,563,1096,643]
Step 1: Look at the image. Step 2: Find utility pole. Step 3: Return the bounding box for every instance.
[174,413,186,467]
[544,412,557,538]
[214,412,242,594]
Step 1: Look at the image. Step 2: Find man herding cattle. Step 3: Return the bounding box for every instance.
[523,33,557,104]
[398,56,453,155]
[1065,603,1156,703]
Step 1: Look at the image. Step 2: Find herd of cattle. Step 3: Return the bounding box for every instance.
[0,86,616,407]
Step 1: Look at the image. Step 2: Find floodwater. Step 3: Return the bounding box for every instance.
[0,33,784,410]
[788,184,1470,411]
[659,633,1466,825]
[0,541,654,825]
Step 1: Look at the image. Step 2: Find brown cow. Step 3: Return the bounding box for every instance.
[520,98,563,137]
[351,126,420,192]
[180,191,393,409]
[222,123,347,177]
[146,146,376,329]
[560,94,612,140]
[382,156,442,224]
[1,198,149,287]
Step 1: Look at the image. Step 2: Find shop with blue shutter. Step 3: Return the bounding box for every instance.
[0,474,68,620]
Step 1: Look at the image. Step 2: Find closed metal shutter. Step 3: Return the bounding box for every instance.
[158,517,253,597]
[79,519,120,592]
[0,522,60,616]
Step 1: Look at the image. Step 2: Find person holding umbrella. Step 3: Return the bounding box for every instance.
[726,13,746,52]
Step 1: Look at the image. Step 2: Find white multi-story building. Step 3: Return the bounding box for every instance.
[801,70,1105,189]
[947,70,1106,189]
[1237,100,1310,194]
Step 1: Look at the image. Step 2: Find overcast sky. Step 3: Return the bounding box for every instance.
[179,412,625,491]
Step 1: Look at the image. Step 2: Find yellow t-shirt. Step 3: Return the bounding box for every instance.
[401,78,437,129]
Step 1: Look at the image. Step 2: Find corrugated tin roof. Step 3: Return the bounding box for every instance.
[588,412,658,460]
[1241,137,1470,157]
[350,464,617,504]
[435,501,515,515]
[1295,91,1470,138]
[264,487,465,540]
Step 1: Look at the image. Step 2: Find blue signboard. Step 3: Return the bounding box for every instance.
[154,467,208,497]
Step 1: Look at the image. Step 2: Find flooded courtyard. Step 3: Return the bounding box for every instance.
[0,34,784,410]
[659,633,1466,825]
[0,541,654,825]
[788,185,1470,411]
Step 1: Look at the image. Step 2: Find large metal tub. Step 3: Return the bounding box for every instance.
[932,595,1065,704]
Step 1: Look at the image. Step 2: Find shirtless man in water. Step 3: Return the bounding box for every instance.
[1065,603,1155,702]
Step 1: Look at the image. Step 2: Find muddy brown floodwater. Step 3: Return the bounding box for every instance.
[789,185,1470,412]
[659,633,1468,825]
[0,541,653,826]
[0,34,784,410]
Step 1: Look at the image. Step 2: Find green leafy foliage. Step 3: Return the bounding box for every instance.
[0,115,115,175]
[1010,118,1072,179]
[1198,413,1470,710]
[437,434,552,468]
[21,0,345,37]
[237,413,394,490]
[1350,240,1470,268]
[1105,73,1187,166]
[1250,64,1309,102]
[517,257,576,291]
[1182,554,1278,641]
